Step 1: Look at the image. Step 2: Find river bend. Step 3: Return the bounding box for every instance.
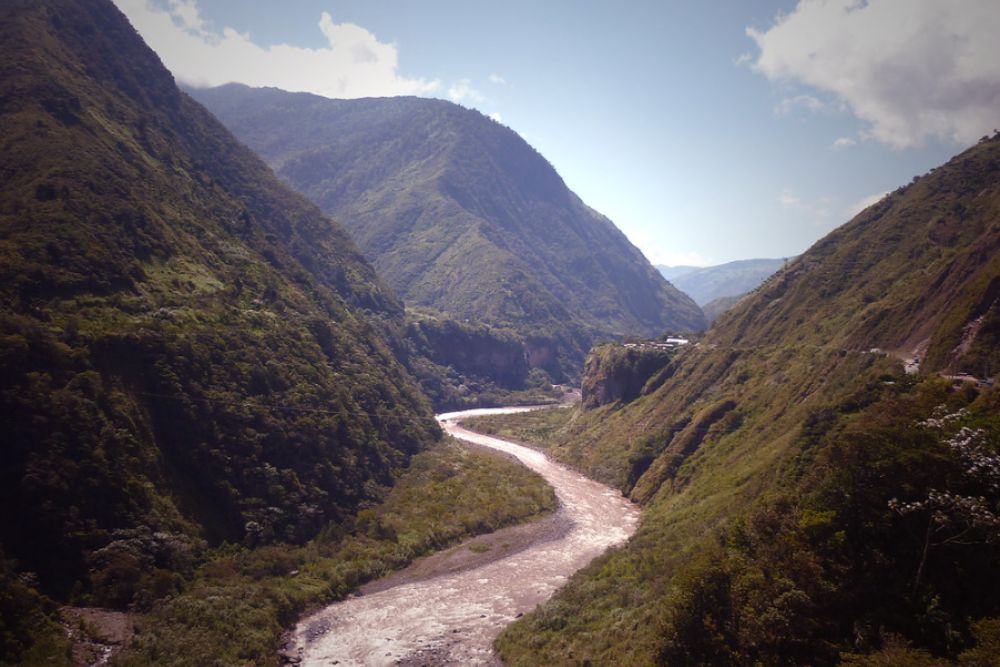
[289,406,640,666]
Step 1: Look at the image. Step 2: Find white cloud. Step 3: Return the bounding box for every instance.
[112,0,439,98]
[489,111,503,123]
[748,0,1000,148]
[166,0,205,32]
[626,227,713,267]
[847,191,890,218]
[778,190,801,207]
[660,250,712,268]
[447,79,487,104]
[774,94,824,116]
[779,189,835,227]
[488,74,507,85]
[831,136,856,150]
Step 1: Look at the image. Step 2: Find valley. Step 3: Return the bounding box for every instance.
[287,407,639,666]
[2,1,999,666]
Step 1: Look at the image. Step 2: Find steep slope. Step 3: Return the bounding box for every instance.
[701,293,743,324]
[0,0,439,612]
[717,156,1000,375]
[188,84,706,379]
[668,257,789,305]
[494,136,1000,664]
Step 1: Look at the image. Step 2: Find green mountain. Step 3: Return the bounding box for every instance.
[187,84,706,379]
[486,136,1000,664]
[0,0,440,615]
[665,257,790,306]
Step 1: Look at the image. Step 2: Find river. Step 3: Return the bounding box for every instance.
[287,406,640,666]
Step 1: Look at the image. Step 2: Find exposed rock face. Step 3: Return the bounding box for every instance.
[407,318,528,389]
[581,344,675,409]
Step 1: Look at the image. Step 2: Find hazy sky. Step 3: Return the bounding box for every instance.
[113,0,1000,266]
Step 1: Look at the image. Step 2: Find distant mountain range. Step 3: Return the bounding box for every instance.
[189,85,706,379]
[655,264,701,281]
[657,257,790,306]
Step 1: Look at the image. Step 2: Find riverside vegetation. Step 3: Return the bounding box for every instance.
[485,135,1000,664]
[3,436,556,665]
[401,312,562,411]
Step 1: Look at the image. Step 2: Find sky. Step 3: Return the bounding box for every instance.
[112,0,1000,267]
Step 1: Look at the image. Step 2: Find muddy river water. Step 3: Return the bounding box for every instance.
[288,406,640,666]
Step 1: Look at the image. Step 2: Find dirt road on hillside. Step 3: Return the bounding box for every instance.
[286,406,640,666]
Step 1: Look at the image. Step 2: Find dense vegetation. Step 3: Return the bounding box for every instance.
[117,437,555,667]
[402,313,560,410]
[493,136,1000,664]
[464,408,576,454]
[579,343,677,409]
[189,84,706,380]
[1,437,557,665]
[495,376,1000,665]
[0,0,443,638]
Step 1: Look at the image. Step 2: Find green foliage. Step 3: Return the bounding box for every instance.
[496,375,1000,665]
[839,636,945,667]
[117,437,557,666]
[580,343,676,409]
[406,315,528,388]
[464,406,576,449]
[0,0,437,617]
[401,313,560,410]
[0,555,71,666]
[190,84,707,380]
[957,618,1000,665]
[714,136,1000,377]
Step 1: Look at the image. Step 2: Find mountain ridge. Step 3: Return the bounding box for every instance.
[188,84,706,379]
[661,257,789,306]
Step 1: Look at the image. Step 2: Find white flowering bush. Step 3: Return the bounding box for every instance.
[889,413,1000,592]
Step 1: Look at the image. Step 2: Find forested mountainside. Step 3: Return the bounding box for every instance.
[668,257,789,306]
[0,0,440,625]
[188,84,706,380]
[489,135,1000,664]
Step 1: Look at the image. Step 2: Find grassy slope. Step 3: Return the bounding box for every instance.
[188,85,706,378]
[702,293,743,324]
[492,137,1000,664]
[716,140,1000,375]
[0,0,439,627]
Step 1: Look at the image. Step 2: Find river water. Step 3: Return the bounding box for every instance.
[288,406,640,666]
